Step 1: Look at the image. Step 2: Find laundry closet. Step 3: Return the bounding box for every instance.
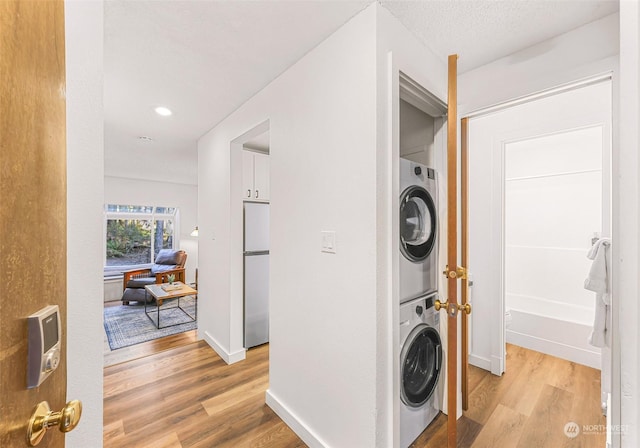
[397,75,448,448]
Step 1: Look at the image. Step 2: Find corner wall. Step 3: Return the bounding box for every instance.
[65,1,104,445]
[374,7,449,446]
[459,13,619,116]
[198,5,379,447]
[617,1,640,445]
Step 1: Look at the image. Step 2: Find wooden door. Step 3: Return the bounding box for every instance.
[438,54,471,447]
[0,1,68,447]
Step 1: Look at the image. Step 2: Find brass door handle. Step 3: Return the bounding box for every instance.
[435,299,472,316]
[28,400,82,446]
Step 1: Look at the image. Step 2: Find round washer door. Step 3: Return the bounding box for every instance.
[400,185,437,262]
[400,323,442,407]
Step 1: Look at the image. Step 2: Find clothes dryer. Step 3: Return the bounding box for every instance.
[399,159,439,303]
[400,294,442,448]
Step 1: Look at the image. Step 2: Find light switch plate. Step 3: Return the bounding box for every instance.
[321,231,336,254]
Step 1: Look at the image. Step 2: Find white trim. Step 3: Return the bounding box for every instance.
[465,72,613,119]
[468,354,492,371]
[506,330,600,369]
[105,174,197,187]
[505,168,601,182]
[265,390,328,448]
[202,330,246,365]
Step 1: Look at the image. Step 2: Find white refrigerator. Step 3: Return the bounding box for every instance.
[244,202,270,348]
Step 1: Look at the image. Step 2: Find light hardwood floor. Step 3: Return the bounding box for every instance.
[411,344,606,447]
[104,342,305,447]
[104,341,605,447]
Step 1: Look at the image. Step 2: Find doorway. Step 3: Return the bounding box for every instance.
[241,129,271,351]
[229,120,271,359]
[466,77,612,437]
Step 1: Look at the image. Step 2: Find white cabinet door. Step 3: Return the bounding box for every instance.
[242,150,255,200]
[253,152,270,201]
[242,150,270,201]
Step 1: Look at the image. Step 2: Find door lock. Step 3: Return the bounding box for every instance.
[27,400,82,446]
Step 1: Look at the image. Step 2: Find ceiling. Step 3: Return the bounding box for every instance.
[104,0,619,183]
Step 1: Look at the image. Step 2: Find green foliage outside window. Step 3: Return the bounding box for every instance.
[106,219,151,257]
[104,205,177,268]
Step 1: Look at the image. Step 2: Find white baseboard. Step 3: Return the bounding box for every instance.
[265,389,327,448]
[507,329,600,369]
[506,309,600,369]
[468,353,492,371]
[202,330,246,365]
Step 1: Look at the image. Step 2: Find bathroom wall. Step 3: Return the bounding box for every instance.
[504,126,604,368]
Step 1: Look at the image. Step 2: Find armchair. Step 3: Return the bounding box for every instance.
[121,249,187,305]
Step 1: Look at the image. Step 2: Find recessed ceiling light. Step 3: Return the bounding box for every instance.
[154,106,172,116]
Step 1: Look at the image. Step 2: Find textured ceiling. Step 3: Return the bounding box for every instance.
[103,0,619,183]
[381,0,619,73]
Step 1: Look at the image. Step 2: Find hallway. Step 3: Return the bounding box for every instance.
[104,341,605,447]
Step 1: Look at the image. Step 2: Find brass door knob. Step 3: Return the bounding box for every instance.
[27,400,82,446]
[435,300,472,316]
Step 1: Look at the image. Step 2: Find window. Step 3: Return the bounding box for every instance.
[104,205,179,274]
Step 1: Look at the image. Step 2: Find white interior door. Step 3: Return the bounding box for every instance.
[466,79,612,379]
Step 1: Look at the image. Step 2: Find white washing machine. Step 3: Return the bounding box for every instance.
[400,293,442,448]
[399,159,439,303]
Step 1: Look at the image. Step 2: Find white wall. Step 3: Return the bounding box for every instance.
[104,141,198,187]
[104,176,198,283]
[374,8,449,446]
[197,4,449,446]
[65,1,104,446]
[504,127,604,368]
[617,1,640,446]
[198,6,378,447]
[459,13,619,116]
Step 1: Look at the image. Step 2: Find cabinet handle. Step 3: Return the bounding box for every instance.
[255,190,259,198]
[247,189,251,198]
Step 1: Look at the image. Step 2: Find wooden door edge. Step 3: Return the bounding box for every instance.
[446,53,458,448]
[461,117,469,412]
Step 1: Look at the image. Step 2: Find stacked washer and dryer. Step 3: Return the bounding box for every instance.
[399,158,443,448]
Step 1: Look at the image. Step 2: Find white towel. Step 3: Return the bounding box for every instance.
[584,237,611,348]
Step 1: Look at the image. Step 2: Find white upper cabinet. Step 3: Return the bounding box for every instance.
[242,150,270,202]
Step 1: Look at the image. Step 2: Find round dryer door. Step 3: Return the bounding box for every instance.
[400,185,437,262]
[401,324,442,407]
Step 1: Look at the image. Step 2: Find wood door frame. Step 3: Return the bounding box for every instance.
[445,53,459,447]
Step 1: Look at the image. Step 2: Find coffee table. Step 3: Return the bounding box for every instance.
[144,282,197,329]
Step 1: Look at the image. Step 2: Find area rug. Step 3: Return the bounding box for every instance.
[104,297,197,350]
